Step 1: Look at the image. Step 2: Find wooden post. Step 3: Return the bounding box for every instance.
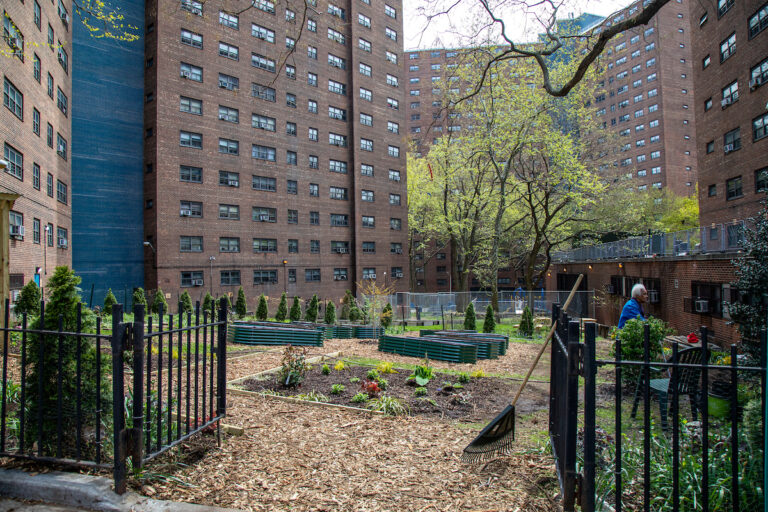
[0,193,20,323]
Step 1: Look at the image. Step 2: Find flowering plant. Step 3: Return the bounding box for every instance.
[687,333,700,344]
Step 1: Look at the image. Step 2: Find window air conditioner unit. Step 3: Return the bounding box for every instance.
[191,7,202,15]
[9,225,24,239]
[219,113,228,120]
[58,238,68,248]
[181,70,191,78]
[750,77,762,90]
[193,279,204,286]
[336,248,348,253]
[259,214,269,221]
[219,80,229,88]
[648,290,660,303]
[393,248,402,254]
[721,97,732,107]
[724,144,734,153]
[394,272,403,278]
[57,143,65,152]
[180,209,192,216]
[228,179,238,186]
[695,299,709,313]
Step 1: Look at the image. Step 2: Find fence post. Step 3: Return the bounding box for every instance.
[131,303,145,470]
[548,304,560,436]
[111,304,127,494]
[564,320,581,511]
[216,298,228,420]
[582,322,597,512]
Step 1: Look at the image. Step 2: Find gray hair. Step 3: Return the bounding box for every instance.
[631,284,647,299]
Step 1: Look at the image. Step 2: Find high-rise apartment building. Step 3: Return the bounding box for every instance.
[142,0,408,303]
[2,0,73,296]
[594,0,697,196]
[690,0,768,226]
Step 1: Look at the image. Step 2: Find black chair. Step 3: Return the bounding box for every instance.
[631,346,702,430]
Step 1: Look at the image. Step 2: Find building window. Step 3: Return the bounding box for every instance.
[3,143,22,180]
[252,83,275,101]
[358,38,371,52]
[3,79,23,120]
[56,180,67,204]
[720,33,736,62]
[287,180,298,195]
[362,216,375,228]
[361,164,373,176]
[705,98,713,111]
[389,193,401,205]
[388,97,399,110]
[330,159,347,173]
[726,176,742,199]
[219,11,238,29]
[252,175,276,191]
[360,138,373,151]
[305,269,321,282]
[309,183,319,197]
[756,167,768,192]
[724,128,741,152]
[330,214,349,226]
[253,238,277,253]
[252,206,277,223]
[180,200,203,217]
[288,209,298,223]
[360,112,372,126]
[221,270,241,286]
[285,65,296,79]
[310,211,320,225]
[218,204,239,220]
[251,53,275,72]
[56,134,67,160]
[706,141,715,154]
[388,145,400,157]
[328,28,345,44]
[252,114,276,131]
[362,241,376,254]
[180,236,203,253]
[753,112,768,141]
[362,268,376,279]
[329,133,347,147]
[180,28,202,48]
[708,184,717,197]
[308,155,318,169]
[253,270,277,285]
[32,163,40,189]
[308,127,318,141]
[387,121,399,134]
[361,190,374,202]
[218,138,239,155]
[286,151,297,165]
[220,237,240,253]
[46,173,53,196]
[218,170,238,187]
[390,218,402,230]
[386,51,397,64]
[359,63,371,77]
[749,3,768,38]
[385,27,397,41]
[252,144,276,161]
[328,80,346,96]
[180,96,202,115]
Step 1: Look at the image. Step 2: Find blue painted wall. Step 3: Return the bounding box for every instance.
[71,2,145,308]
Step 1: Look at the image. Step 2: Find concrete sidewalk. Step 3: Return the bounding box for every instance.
[0,469,240,512]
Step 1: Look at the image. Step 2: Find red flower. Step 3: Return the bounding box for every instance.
[687,333,700,344]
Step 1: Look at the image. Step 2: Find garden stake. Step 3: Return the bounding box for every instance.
[461,275,584,463]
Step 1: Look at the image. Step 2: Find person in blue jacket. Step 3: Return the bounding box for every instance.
[618,284,648,329]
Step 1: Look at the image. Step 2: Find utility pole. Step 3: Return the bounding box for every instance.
[209,256,215,294]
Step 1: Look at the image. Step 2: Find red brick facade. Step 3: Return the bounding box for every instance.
[143,0,408,306]
[2,0,73,295]
[546,256,741,345]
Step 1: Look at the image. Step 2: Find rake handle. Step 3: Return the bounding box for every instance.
[509,274,584,408]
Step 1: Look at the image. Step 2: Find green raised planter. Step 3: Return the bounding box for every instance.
[708,394,731,418]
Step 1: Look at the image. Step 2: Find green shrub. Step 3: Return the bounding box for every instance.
[414,387,428,397]
[256,294,269,321]
[349,306,361,322]
[151,289,168,315]
[132,287,147,307]
[366,369,379,380]
[179,291,193,314]
[330,384,345,395]
[380,303,393,328]
[368,395,409,416]
[14,280,41,317]
[277,346,308,388]
[351,392,368,403]
[519,306,534,338]
[321,364,331,375]
[275,292,287,322]
[235,287,247,318]
[456,372,470,384]
[324,300,336,324]
[410,359,434,386]
[377,378,388,391]
[219,294,232,312]
[349,377,361,384]
[101,288,116,315]
[612,317,669,362]
[482,304,495,333]
[464,302,476,330]
[289,296,302,322]
[340,303,351,321]
[305,294,319,322]
[202,293,214,315]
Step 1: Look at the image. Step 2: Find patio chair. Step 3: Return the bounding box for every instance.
[630,346,702,430]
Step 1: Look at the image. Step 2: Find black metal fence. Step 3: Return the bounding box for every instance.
[0,298,228,493]
[549,304,767,511]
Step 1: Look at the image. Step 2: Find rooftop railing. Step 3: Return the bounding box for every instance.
[552,221,747,262]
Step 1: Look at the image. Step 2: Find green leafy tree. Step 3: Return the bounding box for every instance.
[305,294,319,322]
[289,296,302,322]
[340,290,354,320]
[728,197,768,358]
[349,306,361,323]
[25,267,107,457]
[340,303,351,320]
[519,306,534,338]
[380,303,393,329]
[275,292,288,322]
[611,317,670,379]
[14,280,41,317]
[464,302,477,331]
[235,287,247,318]
[102,288,117,315]
[151,289,168,315]
[483,304,496,333]
[202,292,214,315]
[218,294,232,313]
[179,290,193,314]
[132,287,147,307]
[256,294,269,321]
[324,301,337,325]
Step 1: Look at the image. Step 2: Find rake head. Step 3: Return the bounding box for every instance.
[460,405,516,464]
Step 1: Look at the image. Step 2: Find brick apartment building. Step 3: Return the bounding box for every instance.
[142,0,409,305]
[2,0,73,296]
[691,0,768,225]
[595,0,698,196]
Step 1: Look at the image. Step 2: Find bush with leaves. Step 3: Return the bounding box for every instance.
[202,292,214,315]
[275,292,288,322]
[482,305,496,333]
[464,302,476,331]
[101,288,117,315]
[24,267,108,458]
[380,302,393,329]
[256,294,269,321]
[151,289,168,315]
[324,300,336,324]
[340,303,351,321]
[235,286,247,318]
[519,306,534,338]
[305,294,319,322]
[132,287,147,307]
[289,296,302,322]
[612,317,671,381]
[14,280,41,318]
[349,306,361,323]
[219,294,232,312]
[277,345,308,388]
[179,290,193,314]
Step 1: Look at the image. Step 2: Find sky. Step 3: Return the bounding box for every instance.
[403,0,635,50]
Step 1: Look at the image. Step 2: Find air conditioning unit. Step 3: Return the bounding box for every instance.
[180,209,192,216]
[334,275,348,281]
[394,272,403,278]
[392,176,400,182]
[721,97,733,108]
[695,299,709,313]
[648,290,660,303]
[57,237,68,248]
[191,7,202,15]
[259,214,270,221]
[9,225,24,239]
[218,113,228,120]
[750,77,762,90]
[57,143,66,153]
[370,274,377,279]
[219,80,229,88]
[193,279,204,286]
[181,70,191,78]
[724,143,734,153]
[336,248,348,253]
[228,179,238,186]
[393,248,403,254]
